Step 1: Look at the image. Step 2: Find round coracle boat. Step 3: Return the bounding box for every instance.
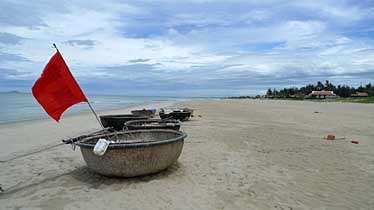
[75,129,187,177]
[159,108,192,121]
[99,114,149,131]
[125,119,181,131]
[131,109,156,117]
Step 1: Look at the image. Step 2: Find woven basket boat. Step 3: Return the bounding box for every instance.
[75,129,187,177]
[125,119,181,131]
[99,114,149,131]
[131,109,156,117]
[159,109,192,121]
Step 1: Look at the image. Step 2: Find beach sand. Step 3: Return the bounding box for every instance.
[0,99,373,210]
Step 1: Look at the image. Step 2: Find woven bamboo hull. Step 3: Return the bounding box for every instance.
[159,111,191,121]
[99,114,149,131]
[125,119,181,131]
[131,109,156,117]
[76,130,186,177]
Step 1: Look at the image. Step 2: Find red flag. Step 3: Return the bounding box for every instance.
[32,51,88,122]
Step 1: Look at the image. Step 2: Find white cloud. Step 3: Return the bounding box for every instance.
[0,0,374,95]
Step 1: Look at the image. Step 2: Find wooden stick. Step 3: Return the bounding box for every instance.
[52,43,104,129]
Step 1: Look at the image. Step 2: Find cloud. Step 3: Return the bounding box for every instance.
[0,52,30,62]
[64,39,96,48]
[0,32,26,45]
[0,68,20,78]
[0,67,33,80]
[0,0,69,27]
[128,58,151,63]
[0,0,374,96]
[79,63,161,81]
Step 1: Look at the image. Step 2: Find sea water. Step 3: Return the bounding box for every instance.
[0,92,190,124]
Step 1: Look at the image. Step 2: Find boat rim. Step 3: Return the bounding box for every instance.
[75,129,187,149]
[99,114,145,118]
[125,119,178,125]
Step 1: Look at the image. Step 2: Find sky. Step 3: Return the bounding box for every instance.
[0,0,374,97]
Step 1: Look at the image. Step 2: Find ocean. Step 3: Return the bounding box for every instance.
[0,92,191,124]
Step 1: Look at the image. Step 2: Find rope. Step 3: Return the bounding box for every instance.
[0,169,77,196]
[0,143,64,163]
[0,128,114,163]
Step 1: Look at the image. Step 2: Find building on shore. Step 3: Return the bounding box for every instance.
[307,90,337,99]
[351,92,369,97]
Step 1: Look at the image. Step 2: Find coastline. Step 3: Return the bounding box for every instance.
[1,99,373,209]
[0,100,181,161]
[0,92,194,125]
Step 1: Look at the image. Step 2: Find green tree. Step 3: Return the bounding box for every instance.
[316,81,324,91]
[266,88,273,96]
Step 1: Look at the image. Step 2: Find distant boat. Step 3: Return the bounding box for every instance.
[159,108,193,121]
[99,114,149,131]
[131,109,156,117]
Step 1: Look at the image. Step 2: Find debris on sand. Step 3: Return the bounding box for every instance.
[326,135,335,140]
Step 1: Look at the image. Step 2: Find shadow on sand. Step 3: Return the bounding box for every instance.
[0,162,182,198]
[70,161,182,188]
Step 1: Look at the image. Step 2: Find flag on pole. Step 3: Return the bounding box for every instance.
[32,51,88,122]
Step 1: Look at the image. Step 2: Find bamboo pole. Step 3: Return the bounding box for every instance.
[53,43,104,129]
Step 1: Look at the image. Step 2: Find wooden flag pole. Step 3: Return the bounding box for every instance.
[52,43,104,129]
[86,101,104,129]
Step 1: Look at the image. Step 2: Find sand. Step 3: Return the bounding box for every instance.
[0,99,373,210]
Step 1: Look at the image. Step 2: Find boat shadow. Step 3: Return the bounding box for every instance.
[0,162,182,197]
[69,161,183,188]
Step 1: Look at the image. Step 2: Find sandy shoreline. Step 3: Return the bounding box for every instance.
[0,101,178,162]
[0,99,373,210]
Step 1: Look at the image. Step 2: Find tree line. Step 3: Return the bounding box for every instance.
[266,81,374,98]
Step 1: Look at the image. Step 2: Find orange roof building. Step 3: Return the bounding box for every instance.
[308,90,337,99]
[351,92,369,97]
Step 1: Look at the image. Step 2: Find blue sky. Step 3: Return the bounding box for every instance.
[0,0,374,97]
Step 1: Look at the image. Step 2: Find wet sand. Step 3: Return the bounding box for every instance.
[0,99,373,210]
